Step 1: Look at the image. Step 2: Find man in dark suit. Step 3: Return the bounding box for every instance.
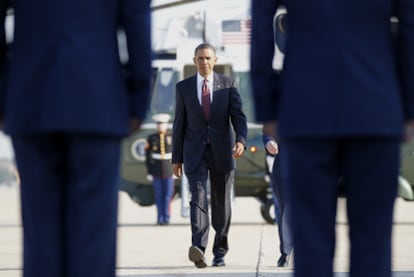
[0,1,152,276]
[172,43,247,268]
[250,1,414,277]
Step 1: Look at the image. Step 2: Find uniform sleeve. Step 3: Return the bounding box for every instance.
[395,0,414,120]
[250,0,281,122]
[0,1,9,119]
[120,0,152,120]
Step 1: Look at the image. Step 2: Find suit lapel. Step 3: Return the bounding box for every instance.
[188,75,207,121]
[211,73,224,119]
[189,73,225,122]
[213,73,224,94]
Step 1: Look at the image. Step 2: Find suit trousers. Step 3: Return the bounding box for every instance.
[185,145,233,258]
[12,133,121,277]
[284,137,400,277]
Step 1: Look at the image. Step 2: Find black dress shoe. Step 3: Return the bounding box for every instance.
[212,256,225,267]
[188,246,207,268]
[277,253,289,267]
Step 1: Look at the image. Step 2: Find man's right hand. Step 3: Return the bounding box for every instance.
[173,163,182,178]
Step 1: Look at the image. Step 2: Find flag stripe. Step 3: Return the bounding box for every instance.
[222,19,251,45]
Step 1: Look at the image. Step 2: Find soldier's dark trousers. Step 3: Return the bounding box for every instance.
[153,177,174,224]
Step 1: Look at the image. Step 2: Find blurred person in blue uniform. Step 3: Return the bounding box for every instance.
[264,152,281,224]
[0,1,152,276]
[263,127,293,268]
[145,113,174,225]
[250,1,414,277]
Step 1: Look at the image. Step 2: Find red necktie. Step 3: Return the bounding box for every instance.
[202,79,210,120]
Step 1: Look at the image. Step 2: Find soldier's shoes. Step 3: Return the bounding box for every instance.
[277,253,289,267]
[188,246,207,268]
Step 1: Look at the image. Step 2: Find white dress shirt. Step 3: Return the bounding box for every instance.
[196,72,214,105]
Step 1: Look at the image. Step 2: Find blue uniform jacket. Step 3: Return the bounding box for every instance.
[250,0,414,138]
[0,0,152,136]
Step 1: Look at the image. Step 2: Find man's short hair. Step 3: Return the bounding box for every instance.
[194,43,216,56]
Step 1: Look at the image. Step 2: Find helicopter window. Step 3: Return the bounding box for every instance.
[150,67,177,116]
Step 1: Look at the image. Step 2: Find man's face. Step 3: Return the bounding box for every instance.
[193,48,217,78]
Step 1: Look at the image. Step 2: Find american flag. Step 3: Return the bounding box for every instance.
[221,18,251,45]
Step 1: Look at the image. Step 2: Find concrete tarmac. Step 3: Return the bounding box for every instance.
[1,184,414,277]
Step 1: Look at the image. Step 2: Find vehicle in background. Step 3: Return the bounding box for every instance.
[120,0,413,224]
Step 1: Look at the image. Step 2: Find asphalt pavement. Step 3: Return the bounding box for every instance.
[1,183,414,277]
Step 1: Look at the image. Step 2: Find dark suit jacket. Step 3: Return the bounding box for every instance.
[250,0,414,138]
[0,0,152,136]
[172,72,247,174]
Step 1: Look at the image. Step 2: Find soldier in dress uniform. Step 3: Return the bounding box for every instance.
[145,113,174,225]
